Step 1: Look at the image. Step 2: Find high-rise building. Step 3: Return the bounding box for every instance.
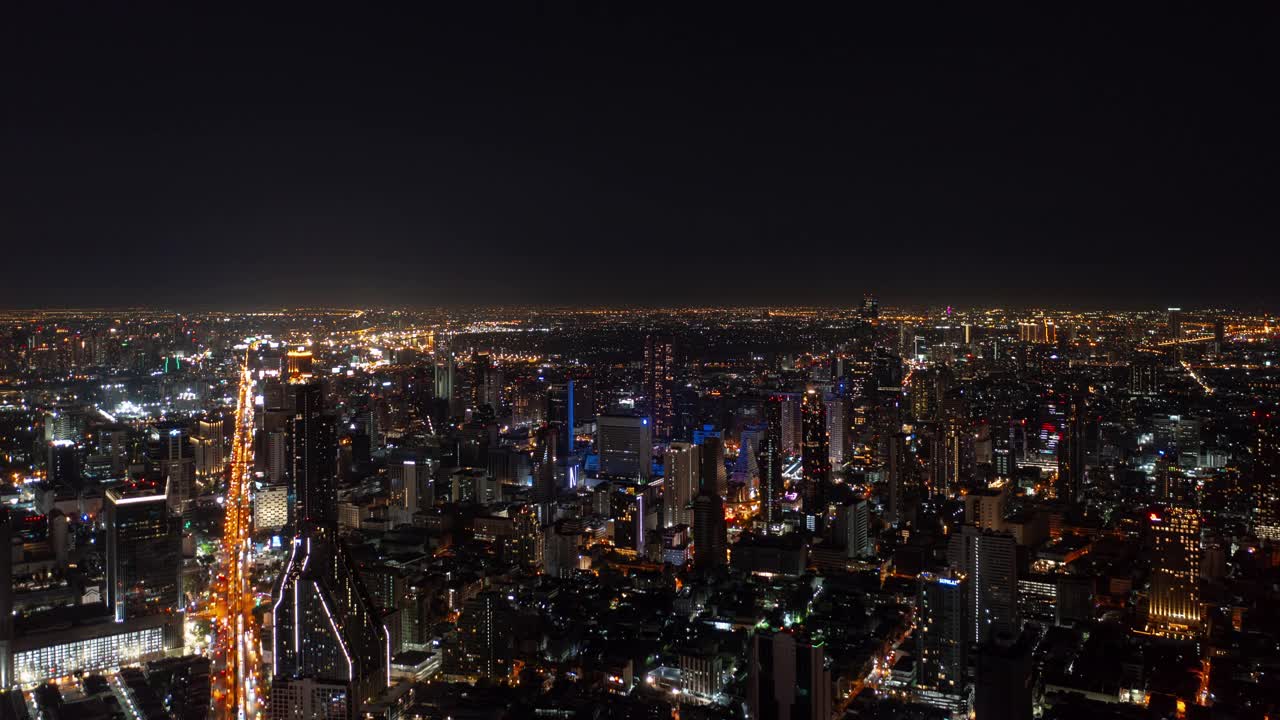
[533,423,559,504]
[434,351,457,415]
[1167,307,1183,340]
[747,630,832,720]
[512,504,544,572]
[800,390,830,526]
[885,432,909,526]
[105,480,181,622]
[832,499,871,558]
[291,381,337,532]
[948,525,1019,644]
[698,432,728,497]
[758,397,785,532]
[915,573,967,692]
[642,334,674,440]
[597,415,652,480]
[192,416,224,487]
[1146,506,1201,636]
[1058,386,1087,504]
[825,394,846,466]
[1254,409,1280,541]
[150,422,195,514]
[457,591,513,681]
[271,536,390,712]
[665,442,699,528]
[693,491,727,572]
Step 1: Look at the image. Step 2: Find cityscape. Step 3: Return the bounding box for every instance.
[0,304,1277,719]
[4,4,1279,720]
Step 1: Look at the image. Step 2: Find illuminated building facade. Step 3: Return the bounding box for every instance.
[949,525,1018,644]
[915,573,967,691]
[105,481,181,622]
[271,536,390,712]
[666,441,699,528]
[1255,409,1280,541]
[1147,506,1201,636]
[642,334,674,440]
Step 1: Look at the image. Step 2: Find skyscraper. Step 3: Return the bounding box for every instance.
[825,394,846,466]
[642,334,674,440]
[533,423,559,504]
[597,414,652,479]
[948,525,1019,644]
[699,433,728,497]
[291,381,337,532]
[1058,385,1087,504]
[915,573,967,692]
[271,537,390,711]
[105,480,181,622]
[665,441,699,528]
[692,491,727,572]
[758,397,785,532]
[1253,409,1280,541]
[457,591,513,680]
[273,370,389,715]
[800,390,830,526]
[747,630,832,720]
[1146,506,1201,636]
[885,431,909,526]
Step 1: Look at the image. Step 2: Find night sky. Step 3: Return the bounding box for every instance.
[3,4,1277,309]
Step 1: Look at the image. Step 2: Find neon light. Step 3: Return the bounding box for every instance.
[314,581,354,680]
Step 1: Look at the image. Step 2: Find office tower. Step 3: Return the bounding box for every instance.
[666,442,699,528]
[964,485,1010,532]
[974,630,1035,720]
[105,480,181,622]
[597,414,652,479]
[948,525,1019,644]
[47,440,80,488]
[192,416,224,486]
[747,630,832,720]
[642,334,674,440]
[915,573,967,692]
[1147,506,1201,636]
[825,394,846,466]
[388,459,420,513]
[1058,386,1087,504]
[254,484,290,531]
[291,381,337,532]
[469,352,500,412]
[150,422,195,514]
[268,677,350,720]
[271,537,390,711]
[779,393,801,454]
[758,397,785,531]
[698,433,728,497]
[434,351,457,414]
[1167,307,1182,340]
[533,423,559,504]
[458,591,513,680]
[993,421,1016,479]
[1213,317,1225,355]
[512,504,543,572]
[1253,409,1280,540]
[611,487,646,554]
[693,491,727,572]
[286,349,314,381]
[832,499,870,558]
[885,432,909,526]
[800,390,830,525]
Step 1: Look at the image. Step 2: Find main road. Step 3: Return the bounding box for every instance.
[211,353,262,719]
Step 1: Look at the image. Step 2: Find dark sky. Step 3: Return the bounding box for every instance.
[2,4,1277,309]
